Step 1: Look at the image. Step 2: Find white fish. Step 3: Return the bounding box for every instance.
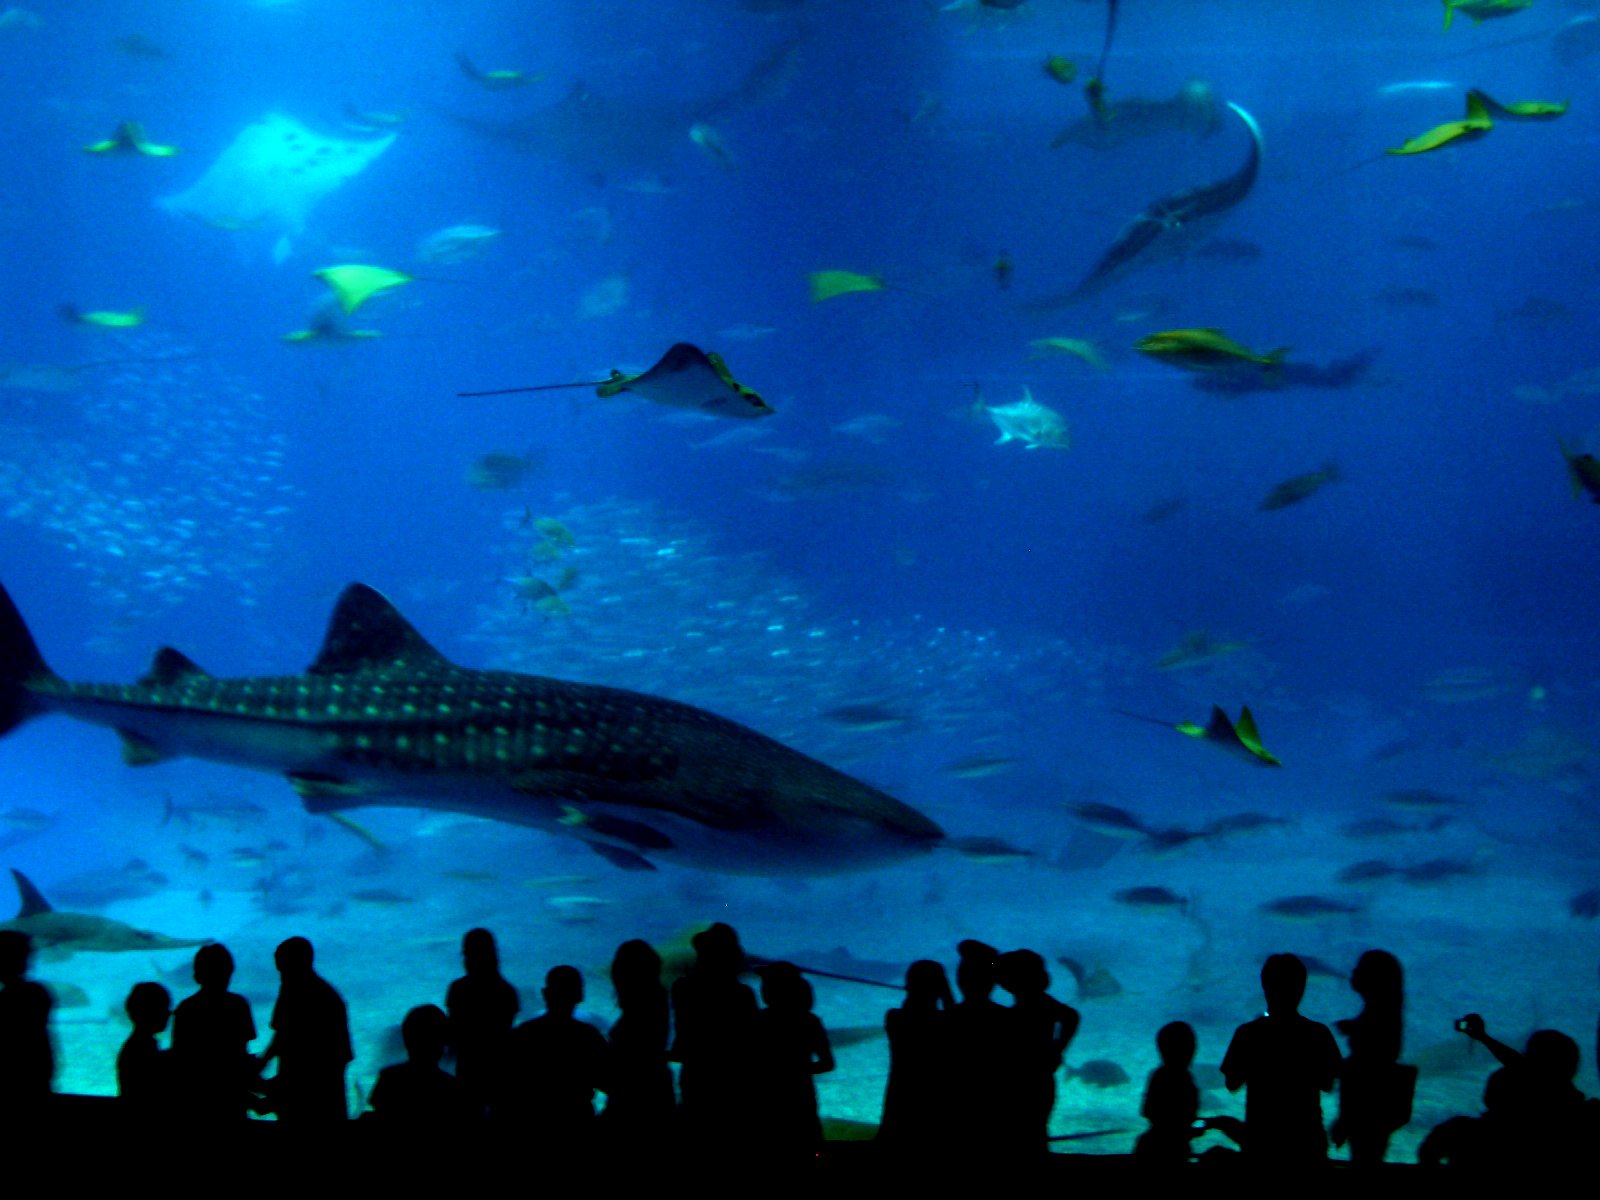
[416,223,502,264]
[986,387,1070,450]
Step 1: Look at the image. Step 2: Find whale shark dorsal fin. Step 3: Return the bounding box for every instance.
[308,584,453,676]
[140,647,211,687]
[10,868,51,918]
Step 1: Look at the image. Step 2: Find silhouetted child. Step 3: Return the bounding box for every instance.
[171,942,258,1122]
[445,927,520,1117]
[504,965,610,1144]
[1135,1021,1200,1164]
[260,936,352,1122]
[1220,953,1341,1165]
[996,948,1079,1153]
[602,938,674,1144]
[878,959,954,1148]
[670,922,757,1144]
[750,962,834,1158]
[118,981,175,1119]
[368,1004,471,1126]
[1332,949,1414,1164]
[0,930,54,1122]
[948,939,1007,1153]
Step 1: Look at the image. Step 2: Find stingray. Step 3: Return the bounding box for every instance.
[160,113,396,260]
[459,342,774,419]
[438,32,805,184]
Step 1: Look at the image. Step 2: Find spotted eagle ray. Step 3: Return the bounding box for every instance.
[1047,101,1262,305]
[0,580,943,874]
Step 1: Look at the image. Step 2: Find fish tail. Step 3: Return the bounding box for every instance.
[0,582,55,737]
[1442,1,1455,31]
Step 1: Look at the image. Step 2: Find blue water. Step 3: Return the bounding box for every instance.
[2,0,1598,1147]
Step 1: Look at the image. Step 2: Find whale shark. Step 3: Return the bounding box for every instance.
[1048,101,1263,305]
[0,868,208,955]
[0,580,944,875]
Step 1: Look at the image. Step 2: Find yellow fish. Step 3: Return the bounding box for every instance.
[1134,328,1287,373]
[1387,91,1492,155]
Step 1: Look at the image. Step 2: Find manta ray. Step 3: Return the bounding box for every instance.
[1045,101,1263,306]
[0,579,944,875]
[438,32,806,183]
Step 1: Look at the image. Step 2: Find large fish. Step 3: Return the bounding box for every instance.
[0,581,942,875]
[1051,101,1263,304]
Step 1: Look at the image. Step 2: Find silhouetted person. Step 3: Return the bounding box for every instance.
[1332,949,1414,1164]
[368,1004,472,1126]
[750,962,834,1158]
[171,942,258,1122]
[0,930,53,1122]
[670,922,757,1144]
[445,927,520,1116]
[1220,953,1341,1165]
[878,959,954,1148]
[948,939,1008,1153]
[118,981,175,1119]
[996,948,1079,1153]
[1135,1021,1200,1164]
[504,965,610,1144]
[1447,1015,1595,1165]
[602,939,674,1145]
[261,936,352,1122]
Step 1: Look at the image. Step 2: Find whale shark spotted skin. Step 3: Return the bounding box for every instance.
[0,582,943,875]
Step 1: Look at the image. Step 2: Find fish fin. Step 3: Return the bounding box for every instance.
[1233,707,1282,765]
[586,842,658,872]
[1464,90,1492,126]
[139,647,211,687]
[323,811,390,854]
[288,772,372,803]
[1201,705,1236,741]
[0,582,54,736]
[1442,1,1455,31]
[1173,722,1207,739]
[9,868,51,918]
[307,584,454,675]
[579,811,675,851]
[118,729,170,766]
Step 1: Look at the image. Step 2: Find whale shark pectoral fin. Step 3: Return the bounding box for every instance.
[118,729,170,766]
[288,772,374,806]
[586,842,658,871]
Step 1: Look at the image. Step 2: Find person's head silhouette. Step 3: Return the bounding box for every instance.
[956,939,999,1003]
[543,966,583,1017]
[193,942,235,990]
[461,927,500,976]
[903,959,953,1009]
[997,949,1050,1000]
[611,938,662,1000]
[691,923,745,978]
[401,1004,449,1065]
[1525,1029,1580,1084]
[1350,949,1402,1007]
[1261,953,1307,1016]
[274,935,315,979]
[125,981,172,1034]
[757,961,813,1013]
[1156,1021,1196,1069]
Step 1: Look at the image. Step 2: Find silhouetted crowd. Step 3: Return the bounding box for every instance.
[2,925,1597,1164]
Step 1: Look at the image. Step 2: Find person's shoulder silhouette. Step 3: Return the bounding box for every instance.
[602,938,674,1141]
[0,930,55,1117]
[261,935,352,1122]
[1135,1021,1200,1163]
[879,959,954,1147]
[445,927,520,1114]
[171,942,258,1121]
[670,923,757,1140]
[505,965,609,1140]
[750,961,834,1157]
[118,981,176,1119]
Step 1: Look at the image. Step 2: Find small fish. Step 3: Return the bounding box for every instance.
[1140,826,1210,856]
[980,386,1071,450]
[940,755,1019,779]
[949,836,1035,863]
[1028,338,1108,370]
[993,252,1014,290]
[1155,630,1246,671]
[1134,328,1287,375]
[1400,857,1483,884]
[689,123,736,167]
[1465,90,1568,122]
[808,270,887,303]
[60,305,146,329]
[1066,801,1150,840]
[506,577,570,617]
[1380,788,1460,810]
[1569,887,1600,918]
[1442,0,1533,32]
[1261,895,1361,919]
[1043,56,1077,84]
[533,518,576,546]
[1258,463,1341,512]
[1113,885,1187,910]
[1337,859,1398,884]
[819,703,911,732]
[416,224,501,265]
